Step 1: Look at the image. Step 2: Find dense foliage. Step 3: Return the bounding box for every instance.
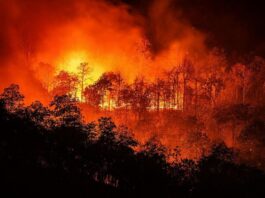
[0,85,265,198]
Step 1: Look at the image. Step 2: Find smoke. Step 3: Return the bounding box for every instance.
[0,0,209,103]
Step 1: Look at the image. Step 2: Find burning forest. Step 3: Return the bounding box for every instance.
[0,0,265,197]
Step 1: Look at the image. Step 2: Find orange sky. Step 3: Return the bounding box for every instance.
[0,0,209,104]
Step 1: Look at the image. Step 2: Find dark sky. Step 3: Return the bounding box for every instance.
[120,0,265,59]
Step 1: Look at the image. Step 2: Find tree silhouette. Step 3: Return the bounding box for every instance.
[0,84,24,112]
[50,95,82,127]
[0,84,265,197]
[98,117,117,145]
[51,71,79,98]
[24,101,51,127]
[83,85,101,107]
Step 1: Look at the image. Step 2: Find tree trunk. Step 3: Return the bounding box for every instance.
[195,79,198,116]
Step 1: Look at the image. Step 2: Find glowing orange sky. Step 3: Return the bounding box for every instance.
[0,0,208,104]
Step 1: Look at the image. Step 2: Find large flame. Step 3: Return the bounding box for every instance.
[0,0,208,105]
[1,0,264,163]
[55,51,104,83]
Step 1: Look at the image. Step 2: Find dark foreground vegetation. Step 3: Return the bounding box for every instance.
[0,84,265,198]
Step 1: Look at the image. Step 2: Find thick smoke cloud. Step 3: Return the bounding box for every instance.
[0,0,208,103]
[124,0,265,58]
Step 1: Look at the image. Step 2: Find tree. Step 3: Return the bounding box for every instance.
[84,121,98,142]
[0,84,24,112]
[167,67,182,110]
[202,48,227,107]
[230,64,249,104]
[119,84,134,110]
[92,72,123,110]
[116,125,138,148]
[50,95,82,127]
[131,77,151,120]
[140,136,167,161]
[98,117,117,145]
[181,57,194,111]
[24,101,51,127]
[201,74,224,108]
[1,83,265,197]
[92,73,112,109]
[150,78,164,111]
[51,71,79,98]
[83,85,101,107]
[78,62,90,102]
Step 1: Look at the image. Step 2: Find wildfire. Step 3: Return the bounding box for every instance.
[54,51,105,100]
[56,51,103,82]
[0,0,210,104]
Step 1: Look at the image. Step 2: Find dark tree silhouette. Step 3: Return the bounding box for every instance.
[0,85,265,198]
[0,84,24,112]
[51,71,79,98]
[50,95,82,127]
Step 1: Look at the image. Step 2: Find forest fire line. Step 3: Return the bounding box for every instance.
[1,52,265,161]
[1,1,265,197]
[0,0,207,104]
[56,53,265,159]
[0,0,265,165]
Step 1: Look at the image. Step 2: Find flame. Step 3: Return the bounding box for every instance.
[0,0,209,104]
[55,51,104,83]
[52,50,106,101]
[0,0,231,155]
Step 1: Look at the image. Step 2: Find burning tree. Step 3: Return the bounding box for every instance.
[51,71,79,98]
[83,85,101,107]
[78,62,90,102]
[0,84,24,112]
[85,72,124,110]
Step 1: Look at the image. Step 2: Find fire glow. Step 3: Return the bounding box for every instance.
[1,0,265,161]
[0,0,206,103]
[0,0,243,149]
